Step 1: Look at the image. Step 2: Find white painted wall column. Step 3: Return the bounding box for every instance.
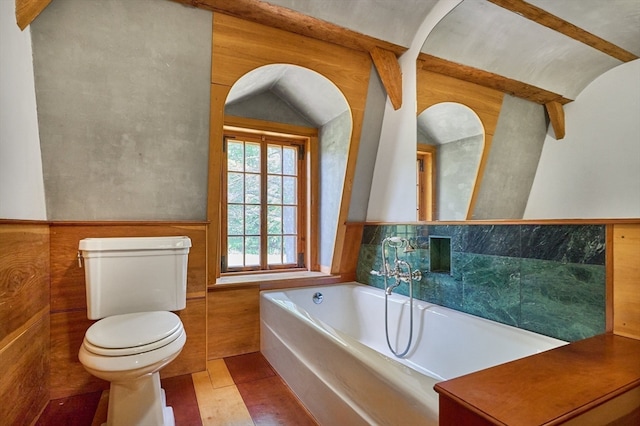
[0,1,47,220]
[366,0,463,222]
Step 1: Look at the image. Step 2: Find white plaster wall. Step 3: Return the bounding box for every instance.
[524,59,640,219]
[367,0,462,221]
[0,1,47,220]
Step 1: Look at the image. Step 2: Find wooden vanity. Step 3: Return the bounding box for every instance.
[434,333,640,425]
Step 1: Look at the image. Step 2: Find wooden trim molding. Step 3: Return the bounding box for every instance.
[15,0,52,30]
[488,0,638,63]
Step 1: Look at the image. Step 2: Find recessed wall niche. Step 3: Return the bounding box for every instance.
[429,236,451,274]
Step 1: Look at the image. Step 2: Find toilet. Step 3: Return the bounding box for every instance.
[77,236,191,426]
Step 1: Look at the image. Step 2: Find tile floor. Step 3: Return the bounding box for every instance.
[35,352,318,426]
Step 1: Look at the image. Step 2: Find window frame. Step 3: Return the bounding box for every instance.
[221,117,317,275]
[417,143,437,221]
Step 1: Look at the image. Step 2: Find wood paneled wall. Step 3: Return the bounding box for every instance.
[207,286,260,359]
[49,223,208,399]
[613,224,640,339]
[0,223,50,425]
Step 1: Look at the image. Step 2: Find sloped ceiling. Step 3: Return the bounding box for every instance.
[221,0,639,127]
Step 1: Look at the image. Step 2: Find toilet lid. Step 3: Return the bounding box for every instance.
[85,311,183,354]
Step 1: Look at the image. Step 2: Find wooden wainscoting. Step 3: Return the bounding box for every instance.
[613,224,640,340]
[207,285,261,360]
[0,223,50,425]
[48,222,208,399]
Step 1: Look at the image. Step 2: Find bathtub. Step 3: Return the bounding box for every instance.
[260,282,567,425]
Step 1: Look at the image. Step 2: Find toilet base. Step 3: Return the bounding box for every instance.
[105,371,175,426]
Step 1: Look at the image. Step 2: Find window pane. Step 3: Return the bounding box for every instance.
[283,206,296,234]
[267,145,282,174]
[245,236,260,266]
[267,205,282,234]
[227,237,243,267]
[268,235,282,264]
[227,173,244,203]
[283,176,296,205]
[283,146,297,175]
[283,236,296,264]
[227,141,244,172]
[245,142,260,173]
[267,175,282,204]
[227,205,244,235]
[245,205,260,235]
[245,173,260,204]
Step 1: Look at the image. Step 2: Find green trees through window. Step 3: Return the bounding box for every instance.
[223,131,306,272]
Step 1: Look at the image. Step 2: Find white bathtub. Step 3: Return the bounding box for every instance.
[260,283,566,425]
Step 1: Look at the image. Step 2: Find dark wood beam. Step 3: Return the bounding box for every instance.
[419,53,573,105]
[488,0,638,63]
[171,0,407,56]
[15,0,52,30]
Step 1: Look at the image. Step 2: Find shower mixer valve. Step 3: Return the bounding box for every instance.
[370,236,422,358]
[370,237,422,294]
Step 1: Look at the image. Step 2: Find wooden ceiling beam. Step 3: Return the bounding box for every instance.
[419,53,573,106]
[545,101,565,140]
[488,0,638,63]
[171,0,407,56]
[369,47,403,110]
[15,0,52,30]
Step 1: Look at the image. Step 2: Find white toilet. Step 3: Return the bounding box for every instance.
[77,236,191,426]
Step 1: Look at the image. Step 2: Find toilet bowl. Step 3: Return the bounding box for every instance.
[77,236,191,426]
[78,311,186,426]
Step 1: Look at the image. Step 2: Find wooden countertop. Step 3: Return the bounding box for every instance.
[434,333,640,425]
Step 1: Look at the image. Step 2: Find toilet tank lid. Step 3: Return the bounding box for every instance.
[79,236,191,252]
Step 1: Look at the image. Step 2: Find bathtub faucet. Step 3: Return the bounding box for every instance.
[370,237,422,295]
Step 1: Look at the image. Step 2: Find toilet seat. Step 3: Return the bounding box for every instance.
[83,311,184,357]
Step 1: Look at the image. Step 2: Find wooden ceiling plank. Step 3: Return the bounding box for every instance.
[419,53,572,106]
[488,0,638,63]
[369,47,402,110]
[171,0,407,56]
[15,0,52,30]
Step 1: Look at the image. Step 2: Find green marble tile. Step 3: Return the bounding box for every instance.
[458,253,521,327]
[520,259,605,341]
[419,273,463,310]
[356,224,607,342]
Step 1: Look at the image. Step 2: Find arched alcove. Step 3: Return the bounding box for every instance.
[417,102,484,220]
[222,63,352,273]
[208,14,372,279]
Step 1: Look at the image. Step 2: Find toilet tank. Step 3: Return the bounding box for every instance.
[79,236,191,319]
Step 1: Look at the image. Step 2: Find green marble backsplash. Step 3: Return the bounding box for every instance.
[356,224,606,342]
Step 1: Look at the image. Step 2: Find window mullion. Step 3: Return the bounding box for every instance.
[260,137,268,269]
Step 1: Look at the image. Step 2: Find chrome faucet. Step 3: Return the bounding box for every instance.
[371,237,422,295]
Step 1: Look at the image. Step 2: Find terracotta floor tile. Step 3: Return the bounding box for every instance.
[237,376,318,426]
[35,390,103,426]
[90,391,108,426]
[163,374,203,426]
[225,352,276,384]
[35,355,316,426]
